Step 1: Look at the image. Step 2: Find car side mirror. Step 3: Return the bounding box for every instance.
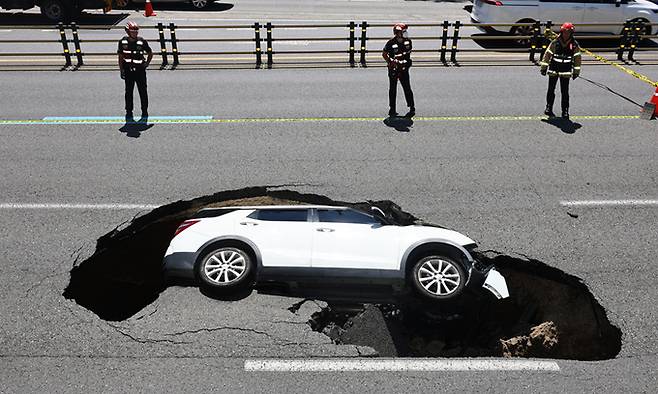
[615,0,621,7]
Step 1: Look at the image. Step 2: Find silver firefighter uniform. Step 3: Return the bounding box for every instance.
[540,22,581,120]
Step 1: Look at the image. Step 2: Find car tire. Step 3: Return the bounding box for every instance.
[114,0,131,9]
[510,19,536,47]
[410,255,466,301]
[197,246,254,292]
[40,0,74,22]
[190,0,210,9]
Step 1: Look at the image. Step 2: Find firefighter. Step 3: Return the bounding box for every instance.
[540,23,581,120]
[118,22,153,121]
[383,23,415,118]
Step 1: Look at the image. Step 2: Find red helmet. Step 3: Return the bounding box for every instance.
[560,22,575,32]
[125,21,139,32]
[393,23,408,33]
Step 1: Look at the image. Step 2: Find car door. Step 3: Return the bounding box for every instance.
[236,208,313,267]
[539,0,586,28]
[311,208,400,270]
[582,0,625,33]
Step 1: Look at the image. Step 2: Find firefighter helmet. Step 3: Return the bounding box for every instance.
[560,22,575,32]
[393,23,408,33]
[125,21,140,32]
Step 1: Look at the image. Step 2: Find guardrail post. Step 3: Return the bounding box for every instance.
[157,22,168,67]
[349,21,356,67]
[253,22,262,69]
[57,22,72,68]
[70,22,83,67]
[450,20,461,63]
[169,23,179,67]
[618,21,630,60]
[359,21,368,66]
[266,22,273,69]
[540,20,553,58]
[440,20,449,64]
[628,21,641,61]
[529,20,541,62]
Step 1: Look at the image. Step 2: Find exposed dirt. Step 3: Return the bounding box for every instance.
[63,186,621,360]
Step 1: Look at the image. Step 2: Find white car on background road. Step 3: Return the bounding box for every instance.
[471,0,658,37]
[163,205,509,303]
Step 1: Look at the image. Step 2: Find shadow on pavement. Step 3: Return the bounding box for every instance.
[124,2,233,12]
[383,116,413,132]
[119,119,153,138]
[541,117,582,134]
[0,11,129,26]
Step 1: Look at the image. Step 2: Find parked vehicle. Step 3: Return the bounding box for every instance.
[163,205,510,303]
[0,0,110,21]
[114,0,215,9]
[470,0,658,39]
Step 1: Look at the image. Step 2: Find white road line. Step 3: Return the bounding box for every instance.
[244,359,561,372]
[0,203,160,210]
[560,200,658,207]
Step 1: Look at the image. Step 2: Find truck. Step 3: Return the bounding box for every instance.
[0,0,112,22]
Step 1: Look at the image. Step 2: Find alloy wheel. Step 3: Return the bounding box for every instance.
[417,258,462,296]
[203,249,247,284]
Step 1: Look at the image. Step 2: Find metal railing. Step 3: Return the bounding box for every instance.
[0,20,656,69]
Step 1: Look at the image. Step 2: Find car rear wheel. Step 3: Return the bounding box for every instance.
[411,255,466,300]
[197,246,254,291]
[191,0,210,9]
[40,0,74,22]
[510,19,536,47]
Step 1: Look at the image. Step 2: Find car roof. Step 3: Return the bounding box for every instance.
[198,205,350,211]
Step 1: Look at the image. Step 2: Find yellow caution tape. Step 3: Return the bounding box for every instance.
[545,30,658,88]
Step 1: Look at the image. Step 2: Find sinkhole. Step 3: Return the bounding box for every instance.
[63,186,621,360]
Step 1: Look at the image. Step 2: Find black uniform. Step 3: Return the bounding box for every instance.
[117,36,152,117]
[540,38,581,117]
[383,37,415,116]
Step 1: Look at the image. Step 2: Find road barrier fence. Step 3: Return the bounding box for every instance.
[0,20,656,69]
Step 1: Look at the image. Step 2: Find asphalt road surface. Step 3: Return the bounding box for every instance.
[2,1,658,393]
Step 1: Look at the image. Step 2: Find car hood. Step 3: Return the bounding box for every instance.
[403,224,476,247]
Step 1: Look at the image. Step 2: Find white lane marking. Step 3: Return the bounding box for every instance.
[244,359,561,372]
[560,200,658,207]
[0,203,160,210]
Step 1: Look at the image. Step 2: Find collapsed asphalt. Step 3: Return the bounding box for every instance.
[63,186,621,360]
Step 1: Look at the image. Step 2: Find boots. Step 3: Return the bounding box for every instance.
[562,109,569,120]
[404,107,415,118]
[388,109,398,118]
[544,105,555,118]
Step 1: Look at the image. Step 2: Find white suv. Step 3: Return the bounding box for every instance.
[471,0,658,36]
[163,205,509,302]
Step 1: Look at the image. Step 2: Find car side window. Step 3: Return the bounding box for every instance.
[317,209,379,224]
[249,209,309,222]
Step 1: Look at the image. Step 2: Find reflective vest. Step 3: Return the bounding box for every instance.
[540,39,582,78]
[119,36,148,69]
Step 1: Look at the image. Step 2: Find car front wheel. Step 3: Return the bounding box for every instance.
[197,246,254,291]
[411,255,466,300]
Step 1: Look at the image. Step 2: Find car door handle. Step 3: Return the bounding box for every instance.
[239,221,259,226]
[316,228,335,232]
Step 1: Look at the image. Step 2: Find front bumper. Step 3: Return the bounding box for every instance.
[468,258,509,299]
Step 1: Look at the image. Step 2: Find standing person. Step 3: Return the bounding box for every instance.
[383,23,415,118]
[118,22,153,121]
[540,23,581,120]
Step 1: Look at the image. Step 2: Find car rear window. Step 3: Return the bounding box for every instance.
[250,209,309,222]
[317,209,378,224]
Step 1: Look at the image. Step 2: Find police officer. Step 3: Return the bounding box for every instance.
[383,23,415,118]
[540,23,581,120]
[118,22,153,121]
